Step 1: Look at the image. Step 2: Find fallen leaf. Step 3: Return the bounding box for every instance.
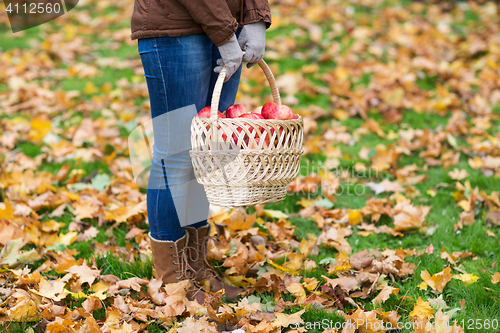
[453,274,479,285]
[492,272,500,284]
[409,297,435,320]
[420,267,453,293]
[448,168,469,181]
[68,262,100,286]
[372,286,399,305]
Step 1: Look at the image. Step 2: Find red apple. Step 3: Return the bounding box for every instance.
[197,106,226,118]
[261,102,278,119]
[239,113,265,135]
[262,103,294,120]
[238,113,264,120]
[225,104,247,118]
[247,137,268,149]
[292,113,298,119]
[231,113,265,145]
[264,125,284,146]
[273,105,294,120]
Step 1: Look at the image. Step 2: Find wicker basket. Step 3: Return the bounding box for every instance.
[189,59,304,208]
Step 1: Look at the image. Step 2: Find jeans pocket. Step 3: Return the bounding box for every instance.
[138,38,157,55]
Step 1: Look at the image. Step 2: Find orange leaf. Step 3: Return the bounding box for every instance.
[420,267,453,293]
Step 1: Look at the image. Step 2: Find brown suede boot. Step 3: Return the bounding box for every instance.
[149,233,204,303]
[185,224,242,301]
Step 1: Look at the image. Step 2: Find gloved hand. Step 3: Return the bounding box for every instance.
[238,21,266,68]
[215,34,243,82]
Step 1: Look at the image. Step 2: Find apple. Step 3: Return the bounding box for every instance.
[272,105,294,120]
[231,113,265,145]
[197,106,226,118]
[292,113,298,119]
[197,107,227,142]
[262,103,294,120]
[266,126,284,146]
[247,138,268,149]
[238,113,264,120]
[226,104,247,118]
[261,102,278,119]
[239,113,265,134]
[252,106,263,114]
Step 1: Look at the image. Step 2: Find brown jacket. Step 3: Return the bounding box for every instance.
[131,0,271,46]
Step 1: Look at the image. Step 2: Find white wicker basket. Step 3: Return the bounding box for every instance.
[189,59,304,208]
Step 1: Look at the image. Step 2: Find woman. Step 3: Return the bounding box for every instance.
[130,0,271,301]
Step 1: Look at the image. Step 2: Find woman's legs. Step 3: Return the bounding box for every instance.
[139,33,242,242]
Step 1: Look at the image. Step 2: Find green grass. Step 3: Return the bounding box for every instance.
[95,253,153,280]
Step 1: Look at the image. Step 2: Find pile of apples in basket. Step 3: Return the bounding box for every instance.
[196,102,299,150]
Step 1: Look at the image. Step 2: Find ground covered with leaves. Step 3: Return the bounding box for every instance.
[1,0,500,332]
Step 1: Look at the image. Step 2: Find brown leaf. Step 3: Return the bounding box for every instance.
[372,286,399,305]
[486,210,500,226]
[322,275,359,292]
[147,278,165,305]
[82,296,103,313]
[317,228,352,254]
[68,262,100,287]
[176,316,219,333]
[350,250,374,270]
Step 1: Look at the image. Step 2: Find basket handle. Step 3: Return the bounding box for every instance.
[209,57,282,122]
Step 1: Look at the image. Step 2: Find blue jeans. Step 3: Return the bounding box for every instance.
[138,33,242,242]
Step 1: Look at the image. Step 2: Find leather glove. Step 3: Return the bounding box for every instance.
[238,21,266,68]
[215,34,243,82]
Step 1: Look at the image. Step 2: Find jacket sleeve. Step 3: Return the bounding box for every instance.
[176,0,239,46]
[242,0,272,28]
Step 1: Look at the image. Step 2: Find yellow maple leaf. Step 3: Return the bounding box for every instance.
[409,297,434,320]
[267,259,299,276]
[418,282,428,290]
[283,253,304,272]
[57,231,78,245]
[89,280,109,300]
[299,235,317,256]
[328,252,351,274]
[0,200,14,220]
[8,298,39,322]
[453,273,480,285]
[286,282,307,303]
[303,277,319,292]
[348,209,362,225]
[29,117,51,141]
